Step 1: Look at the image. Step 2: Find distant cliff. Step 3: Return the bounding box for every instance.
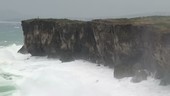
[19,16,170,85]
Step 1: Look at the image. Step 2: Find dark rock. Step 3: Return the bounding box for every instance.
[114,64,134,79]
[131,70,148,83]
[160,70,170,85]
[18,45,28,54]
[19,16,170,85]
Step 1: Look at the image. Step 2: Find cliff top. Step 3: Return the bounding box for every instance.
[93,16,170,24]
[23,18,83,24]
[22,16,170,32]
[23,16,170,25]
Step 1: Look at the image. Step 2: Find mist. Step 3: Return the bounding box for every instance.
[1,0,170,20]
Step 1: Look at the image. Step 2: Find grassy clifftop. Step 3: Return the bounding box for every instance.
[22,16,170,33]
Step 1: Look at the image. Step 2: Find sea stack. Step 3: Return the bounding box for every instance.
[19,16,170,85]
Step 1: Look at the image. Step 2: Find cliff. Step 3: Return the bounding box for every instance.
[19,16,170,85]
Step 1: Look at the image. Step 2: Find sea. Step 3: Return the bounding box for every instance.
[0,21,170,96]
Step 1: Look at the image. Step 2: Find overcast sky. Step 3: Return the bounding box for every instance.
[0,0,170,19]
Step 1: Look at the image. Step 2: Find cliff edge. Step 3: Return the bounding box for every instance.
[19,16,170,85]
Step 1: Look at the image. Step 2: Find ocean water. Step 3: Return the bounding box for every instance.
[0,21,170,96]
[0,21,23,46]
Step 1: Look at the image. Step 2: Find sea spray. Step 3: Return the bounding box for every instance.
[0,45,170,96]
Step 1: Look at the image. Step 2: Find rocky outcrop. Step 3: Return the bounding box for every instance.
[19,16,170,85]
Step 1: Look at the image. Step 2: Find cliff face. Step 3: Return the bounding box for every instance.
[19,17,170,85]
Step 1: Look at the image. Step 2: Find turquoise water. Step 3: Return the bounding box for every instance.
[0,22,23,46]
[0,21,22,96]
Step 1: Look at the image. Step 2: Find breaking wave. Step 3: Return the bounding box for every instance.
[0,44,170,96]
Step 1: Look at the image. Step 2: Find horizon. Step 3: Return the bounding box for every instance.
[1,12,170,22]
[1,0,170,21]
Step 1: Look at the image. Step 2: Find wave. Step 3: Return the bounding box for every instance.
[0,44,170,96]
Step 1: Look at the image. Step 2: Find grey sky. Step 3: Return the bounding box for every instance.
[0,0,170,18]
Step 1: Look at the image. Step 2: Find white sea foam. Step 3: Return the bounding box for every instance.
[0,44,170,96]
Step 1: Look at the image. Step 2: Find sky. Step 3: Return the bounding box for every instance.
[0,0,170,19]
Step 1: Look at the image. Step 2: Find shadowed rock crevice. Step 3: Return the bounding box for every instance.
[19,16,170,85]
